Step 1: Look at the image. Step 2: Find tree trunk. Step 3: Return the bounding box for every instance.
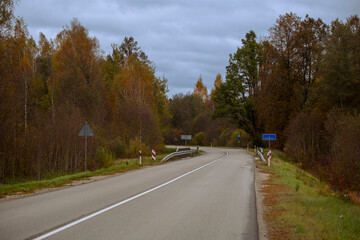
[51,63,55,127]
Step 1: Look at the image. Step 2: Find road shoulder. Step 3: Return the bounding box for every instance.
[254,157,269,240]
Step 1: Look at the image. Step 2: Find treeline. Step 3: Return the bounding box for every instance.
[163,75,251,147]
[212,13,360,191]
[0,1,168,181]
[1,0,359,192]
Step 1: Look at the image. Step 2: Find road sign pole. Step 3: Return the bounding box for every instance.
[85,134,87,172]
[262,134,276,167]
[78,121,94,172]
[181,135,192,146]
[84,122,88,172]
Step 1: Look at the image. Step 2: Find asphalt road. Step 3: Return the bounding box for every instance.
[0,148,258,240]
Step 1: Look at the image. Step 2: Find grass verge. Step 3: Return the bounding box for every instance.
[257,152,360,240]
[0,149,180,198]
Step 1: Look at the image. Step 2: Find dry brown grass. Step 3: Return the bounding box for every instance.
[261,178,292,240]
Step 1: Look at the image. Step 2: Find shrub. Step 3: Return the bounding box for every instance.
[154,144,166,153]
[96,147,115,168]
[192,132,205,145]
[329,113,360,191]
[108,137,126,158]
[228,129,251,147]
[218,129,232,146]
[126,137,150,158]
[285,109,360,191]
[284,111,325,171]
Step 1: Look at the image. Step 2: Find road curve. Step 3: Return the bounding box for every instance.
[0,148,257,240]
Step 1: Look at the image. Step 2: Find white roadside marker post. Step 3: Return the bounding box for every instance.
[139,150,142,165]
[152,149,156,161]
[267,149,271,167]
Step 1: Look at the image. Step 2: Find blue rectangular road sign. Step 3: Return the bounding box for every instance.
[262,134,276,140]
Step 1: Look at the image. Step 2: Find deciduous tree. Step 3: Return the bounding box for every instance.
[213,30,262,145]
[194,75,208,102]
[317,15,360,110]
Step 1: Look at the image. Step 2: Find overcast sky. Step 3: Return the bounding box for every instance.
[14,0,359,97]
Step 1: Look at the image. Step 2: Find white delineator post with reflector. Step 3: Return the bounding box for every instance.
[152,149,156,161]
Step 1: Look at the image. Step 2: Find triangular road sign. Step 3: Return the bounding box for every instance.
[78,122,94,136]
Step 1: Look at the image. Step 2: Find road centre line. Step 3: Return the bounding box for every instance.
[33,151,229,240]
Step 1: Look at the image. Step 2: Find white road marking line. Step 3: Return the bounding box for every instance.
[34,152,229,240]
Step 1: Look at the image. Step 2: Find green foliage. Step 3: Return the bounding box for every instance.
[1,5,359,197]
[213,14,359,192]
[0,149,179,197]
[168,93,204,133]
[218,128,232,146]
[284,110,324,170]
[159,147,177,154]
[228,129,251,147]
[212,75,246,123]
[165,77,235,147]
[263,155,360,240]
[232,30,260,96]
[0,14,167,182]
[212,30,262,144]
[103,36,150,85]
[96,146,115,168]
[108,137,126,158]
[328,112,360,190]
[153,76,170,128]
[317,15,360,110]
[192,132,205,146]
[285,108,360,191]
[127,137,150,158]
[277,15,360,191]
[256,13,329,148]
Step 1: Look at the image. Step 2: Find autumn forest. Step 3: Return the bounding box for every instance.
[1,1,359,191]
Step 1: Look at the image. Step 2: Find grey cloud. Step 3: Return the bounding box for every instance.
[14,0,360,97]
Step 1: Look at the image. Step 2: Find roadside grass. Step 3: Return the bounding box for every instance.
[0,149,178,198]
[258,152,360,240]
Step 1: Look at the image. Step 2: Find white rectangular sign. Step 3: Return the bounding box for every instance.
[181,135,192,140]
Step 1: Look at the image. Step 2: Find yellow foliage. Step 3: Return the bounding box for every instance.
[194,76,208,102]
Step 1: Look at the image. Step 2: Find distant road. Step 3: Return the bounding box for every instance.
[0,148,257,240]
